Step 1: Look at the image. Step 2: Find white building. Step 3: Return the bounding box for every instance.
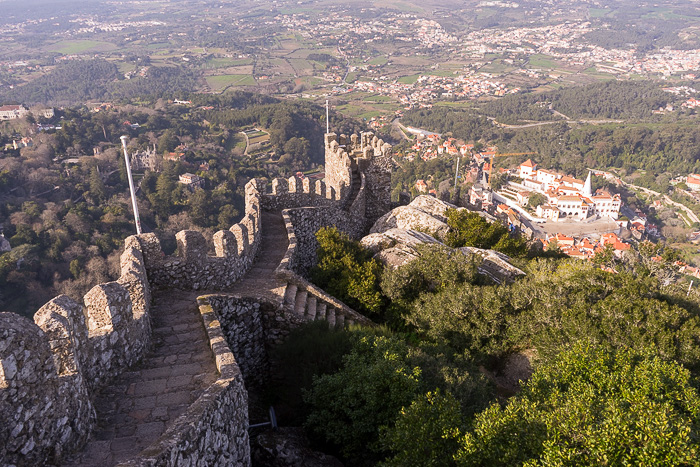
[519,159,537,179]
[516,162,621,221]
[179,173,204,189]
[0,104,29,120]
[536,204,560,221]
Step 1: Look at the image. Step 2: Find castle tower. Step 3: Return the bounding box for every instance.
[324,131,392,226]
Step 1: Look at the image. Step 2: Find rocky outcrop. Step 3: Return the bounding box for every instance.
[458,247,525,284]
[370,205,449,236]
[361,228,443,268]
[362,197,525,283]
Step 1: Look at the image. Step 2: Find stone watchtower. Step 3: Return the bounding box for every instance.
[324,131,392,226]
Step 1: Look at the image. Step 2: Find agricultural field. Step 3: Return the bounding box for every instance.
[205,74,257,91]
[46,40,117,55]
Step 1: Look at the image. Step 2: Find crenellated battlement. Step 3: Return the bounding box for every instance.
[0,235,151,465]
[324,131,392,225]
[0,179,265,465]
[135,179,264,290]
[0,131,393,466]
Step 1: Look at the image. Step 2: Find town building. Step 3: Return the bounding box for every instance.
[178,173,204,189]
[0,104,29,120]
[687,174,700,191]
[515,161,622,221]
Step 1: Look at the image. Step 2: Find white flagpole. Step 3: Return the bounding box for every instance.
[120,136,142,235]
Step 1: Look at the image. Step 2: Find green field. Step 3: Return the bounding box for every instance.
[428,69,458,77]
[146,42,171,50]
[588,8,611,18]
[528,54,558,69]
[249,134,270,144]
[204,57,239,69]
[206,74,256,91]
[478,60,515,74]
[398,74,421,84]
[47,40,116,55]
[368,57,389,66]
[364,95,393,103]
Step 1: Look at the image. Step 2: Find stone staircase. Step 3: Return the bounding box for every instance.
[63,290,219,467]
[282,282,354,329]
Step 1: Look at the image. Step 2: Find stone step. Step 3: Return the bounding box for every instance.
[294,290,308,316]
[283,283,297,309]
[306,296,317,320]
[326,307,336,328]
[317,302,327,320]
[335,312,345,329]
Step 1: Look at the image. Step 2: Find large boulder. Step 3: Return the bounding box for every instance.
[252,427,343,467]
[458,247,525,283]
[370,206,449,236]
[369,195,495,236]
[362,228,443,268]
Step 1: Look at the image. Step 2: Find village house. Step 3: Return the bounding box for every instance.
[536,204,560,221]
[687,174,700,191]
[0,104,29,120]
[470,185,493,208]
[178,173,204,189]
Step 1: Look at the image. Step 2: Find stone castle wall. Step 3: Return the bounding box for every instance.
[274,210,373,329]
[282,205,366,276]
[260,175,338,212]
[362,136,393,226]
[123,296,251,467]
[323,133,353,206]
[137,179,264,290]
[0,131,390,466]
[0,179,265,465]
[0,235,151,465]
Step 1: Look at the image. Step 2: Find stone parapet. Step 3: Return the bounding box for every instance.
[261,176,338,212]
[0,232,151,465]
[135,179,263,290]
[274,207,373,328]
[0,130,391,465]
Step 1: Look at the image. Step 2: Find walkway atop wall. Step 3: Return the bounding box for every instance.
[227,210,289,303]
[64,290,218,467]
[63,211,290,466]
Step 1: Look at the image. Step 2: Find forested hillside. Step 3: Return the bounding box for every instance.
[479,80,678,122]
[0,90,359,318]
[271,220,700,466]
[0,59,201,105]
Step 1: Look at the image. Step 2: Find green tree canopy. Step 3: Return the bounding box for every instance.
[311,227,384,315]
[456,344,700,466]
